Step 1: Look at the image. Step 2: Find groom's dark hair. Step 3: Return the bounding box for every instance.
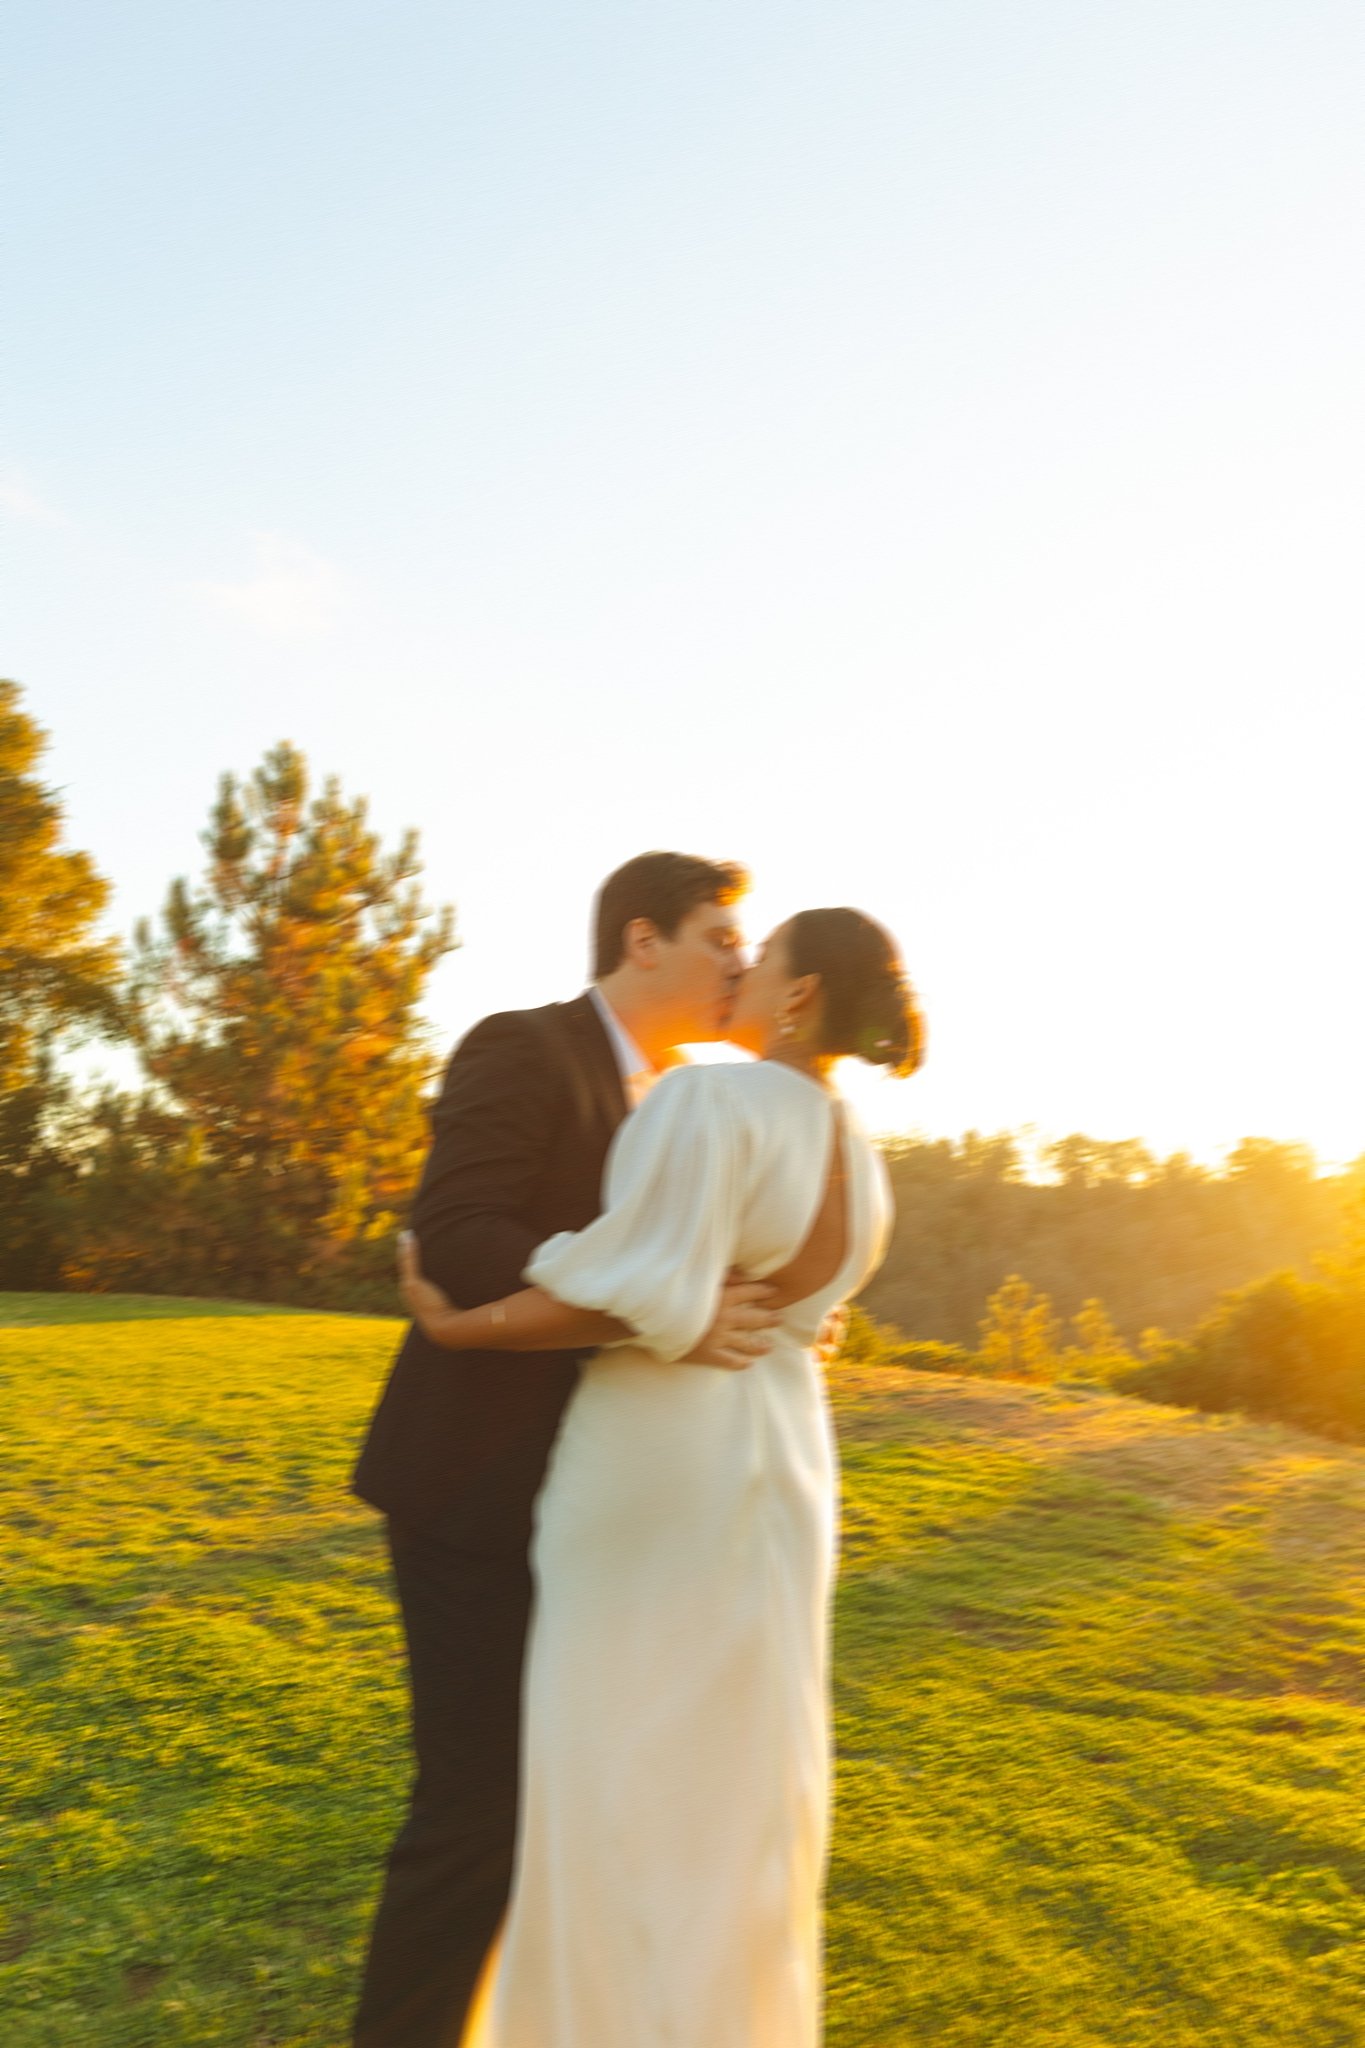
[593,852,749,977]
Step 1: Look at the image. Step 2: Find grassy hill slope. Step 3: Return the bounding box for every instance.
[3,1295,1364,2046]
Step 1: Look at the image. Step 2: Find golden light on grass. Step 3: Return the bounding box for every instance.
[5,1294,1365,2042]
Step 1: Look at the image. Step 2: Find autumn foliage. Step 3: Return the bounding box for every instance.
[0,682,124,1286]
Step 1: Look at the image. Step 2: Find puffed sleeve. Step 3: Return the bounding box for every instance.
[524,1064,745,1363]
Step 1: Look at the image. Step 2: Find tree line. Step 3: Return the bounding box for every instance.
[1,681,453,1305]
[864,1130,1363,1346]
[4,676,1362,1443]
[846,1208,1365,1449]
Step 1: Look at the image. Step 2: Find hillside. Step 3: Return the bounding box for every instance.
[863,1137,1362,1347]
[828,1361,1365,2043]
[3,1296,1364,2046]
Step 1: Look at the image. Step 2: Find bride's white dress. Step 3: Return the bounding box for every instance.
[466,1058,892,2048]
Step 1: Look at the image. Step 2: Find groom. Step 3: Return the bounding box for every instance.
[351,851,773,2047]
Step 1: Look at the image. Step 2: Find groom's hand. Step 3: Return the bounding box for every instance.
[683,1273,780,1372]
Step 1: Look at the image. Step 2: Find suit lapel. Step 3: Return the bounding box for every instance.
[558,992,630,1139]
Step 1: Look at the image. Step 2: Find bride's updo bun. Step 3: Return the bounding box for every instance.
[786,908,924,1077]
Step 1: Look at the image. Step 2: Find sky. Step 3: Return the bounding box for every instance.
[6,0,1364,1165]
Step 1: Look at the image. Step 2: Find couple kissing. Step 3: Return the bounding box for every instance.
[351,850,924,2048]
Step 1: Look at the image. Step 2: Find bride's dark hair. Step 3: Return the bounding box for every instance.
[785,908,924,1077]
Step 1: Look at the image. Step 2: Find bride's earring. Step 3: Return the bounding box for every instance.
[777,1009,796,1041]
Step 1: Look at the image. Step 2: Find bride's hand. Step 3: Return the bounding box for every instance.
[397,1230,462,1340]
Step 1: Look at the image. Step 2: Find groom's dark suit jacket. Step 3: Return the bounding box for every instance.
[352,993,629,1554]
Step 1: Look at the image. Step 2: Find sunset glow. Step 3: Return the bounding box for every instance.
[7,1,1363,1168]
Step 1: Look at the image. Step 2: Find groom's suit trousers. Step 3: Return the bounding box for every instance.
[352,1521,532,2048]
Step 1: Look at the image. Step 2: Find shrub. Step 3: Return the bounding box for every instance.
[1114,1270,1365,1443]
[836,1305,975,1375]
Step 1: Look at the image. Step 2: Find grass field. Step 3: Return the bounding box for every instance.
[4,1294,1365,2047]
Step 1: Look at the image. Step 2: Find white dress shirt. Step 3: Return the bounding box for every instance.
[588,985,657,1110]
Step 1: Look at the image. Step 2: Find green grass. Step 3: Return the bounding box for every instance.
[4,1298,1365,2046]
[0,1292,306,1326]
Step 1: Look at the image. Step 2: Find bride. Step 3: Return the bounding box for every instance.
[397,907,923,2048]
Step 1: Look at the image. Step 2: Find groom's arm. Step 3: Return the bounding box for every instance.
[408,1012,561,1311]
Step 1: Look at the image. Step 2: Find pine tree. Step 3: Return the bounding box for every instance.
[1063,1296,1134,1382]
[103,742,456,1303]
[976,1273,1061,1382]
